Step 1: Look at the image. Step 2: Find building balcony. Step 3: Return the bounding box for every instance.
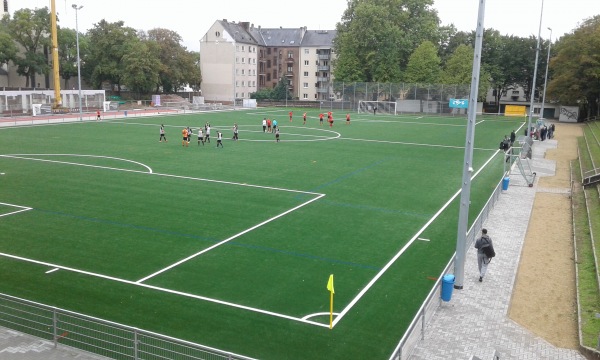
[285,72,294,77]
[317,87,329,93]
[317,77,329,82]
[317,66,329,71]
[318,54,330,60]
[286,57,294,63]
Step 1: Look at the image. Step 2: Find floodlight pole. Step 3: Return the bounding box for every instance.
[540,27,552,120]
[527,0,545,136]
[454,0,486,290]
[72,4,83,121]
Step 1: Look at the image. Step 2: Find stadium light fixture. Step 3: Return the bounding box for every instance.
[72,4,83,120]
[540,27,552,120]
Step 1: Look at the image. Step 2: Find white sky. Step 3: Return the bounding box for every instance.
[9,0,599,51]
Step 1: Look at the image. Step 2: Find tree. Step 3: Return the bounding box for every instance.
[271,77,291,100]
[442,44,491,100]
[549,15,600,118]
[4,7,51,87]
[145,28,199,93]
[404,41,441,84]
[121,41,161,97]
[333,0,441,82]
[84,20,139,93]
[57,27,89,90]
[0,18,18,68]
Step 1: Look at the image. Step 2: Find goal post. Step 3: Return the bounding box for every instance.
[358,101,397,115]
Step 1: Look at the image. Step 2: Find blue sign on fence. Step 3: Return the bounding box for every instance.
[449,99,469,109]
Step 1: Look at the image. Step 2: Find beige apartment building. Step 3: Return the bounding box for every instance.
[200,20,336,103]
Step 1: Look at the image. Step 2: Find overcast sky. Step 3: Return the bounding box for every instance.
[9,0,599,51]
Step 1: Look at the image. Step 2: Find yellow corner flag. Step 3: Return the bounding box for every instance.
[327,274,334,329]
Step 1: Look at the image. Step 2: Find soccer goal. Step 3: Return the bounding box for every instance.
[358,101,397,115]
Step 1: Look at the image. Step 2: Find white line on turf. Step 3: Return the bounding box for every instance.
[417,238,430,241]
[45,268,59,274]
[330,150,499,328]
[0,154,154,173]
[302,312,340,321]
[0,251,329,328]
[135,193,326,283]
[0,202,33,218]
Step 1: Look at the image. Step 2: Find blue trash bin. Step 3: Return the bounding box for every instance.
[441,274,455,302]
[502,176,510,191]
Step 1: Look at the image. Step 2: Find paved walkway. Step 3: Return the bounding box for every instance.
[0,327,109,360]
[409,139,586,360]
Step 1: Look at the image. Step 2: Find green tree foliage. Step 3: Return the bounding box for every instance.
[549,15,600,118]
[0,17,18,67]
[85,20,139,92]
[57,27,89,90]
[441,44,491,100]
[145,28,200,93]
[121,41,161,96]
[404,41,441,84]
[333,0,441,82]
[4,7,51,87]
[271,77,291,100]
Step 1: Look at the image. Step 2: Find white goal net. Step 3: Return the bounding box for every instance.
[358,101,397,115]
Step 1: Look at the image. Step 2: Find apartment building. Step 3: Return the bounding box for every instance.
[200,20,336,103]
[200,20,260,104]
[299,30,336,101]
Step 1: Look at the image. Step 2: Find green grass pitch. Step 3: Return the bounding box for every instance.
[0,108,524,359]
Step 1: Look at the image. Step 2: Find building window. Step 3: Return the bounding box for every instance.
[287,66,293,73]
[304,71,309,77]
[215,31,221,37]
[241,69,245,75]
[242,93,245,98]
[287,51,293,58]
[267,74,271,81]
[242,58,245,64]
[303,93,308,99]
[241,46,245,52]
[304,49,309,54]
[235,81,238,87]
[304,60,309,66]
[267,48,271,55]
[242,81,245,86]
[303,82,308,88]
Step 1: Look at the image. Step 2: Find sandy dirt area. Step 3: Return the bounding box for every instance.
[509,123,583,349]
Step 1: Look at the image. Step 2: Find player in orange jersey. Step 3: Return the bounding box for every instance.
[182,127,189,147]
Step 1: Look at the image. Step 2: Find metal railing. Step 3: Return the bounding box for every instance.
[0,293,255,360]
[388,176,504,360]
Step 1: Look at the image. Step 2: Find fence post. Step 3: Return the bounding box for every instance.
[53,308,58,348]
[134,328,139,359]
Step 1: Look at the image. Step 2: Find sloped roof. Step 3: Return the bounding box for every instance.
[300,30,337,47]
[252,27,306,47]
[217,20,260,45]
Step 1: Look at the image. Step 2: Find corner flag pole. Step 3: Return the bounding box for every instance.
[327,274,334,329]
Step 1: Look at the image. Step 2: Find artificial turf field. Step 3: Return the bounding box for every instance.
[0,108,524,359]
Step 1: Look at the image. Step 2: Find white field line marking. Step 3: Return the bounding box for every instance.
[136,193,325,283]
[1,154,322,196]
[354,119,465,126]
[302,312,340,321]
[45,268,60,274]
[0,154,153,174]
[331,150,497,328]
[0,251,329,328]
[0,202,33,218]
[341,137,493,151]
[475,119,485,125]
[417,238,430,241]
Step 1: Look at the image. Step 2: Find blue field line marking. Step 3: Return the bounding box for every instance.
[320,199,433,218]
[306,157,391,194]
[230,242,381,271]
[33,208,378,270]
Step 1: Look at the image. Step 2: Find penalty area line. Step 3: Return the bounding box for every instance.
[0,251,329,328]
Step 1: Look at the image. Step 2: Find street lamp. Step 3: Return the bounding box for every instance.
[540,27,552,120]
[72,4,83,120]
[527,0,545,137]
